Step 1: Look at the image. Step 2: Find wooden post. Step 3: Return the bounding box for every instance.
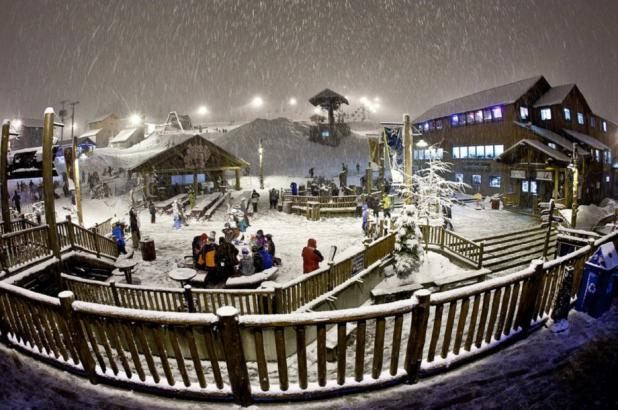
[439,226,446,250]
[1,121,11,233]
[216,306,252,406]
[109,280,121,306]
[477,242,484,269]
[515,261,545,333]
[90,227,101,258]
[403,114,412,191]
[235,168,241,191]
[42,109,61,260]
[65,215,76,249]
[543,199,555,260]
[272,283,285,314]
[553,168,560,200]
[58,291,98,384]
[365,165,372,194]
[183,285,196,313]
[72,134,83,226]
[404,289,431,383]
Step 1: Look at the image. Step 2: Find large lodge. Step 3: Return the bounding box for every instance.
[413,75,617,210]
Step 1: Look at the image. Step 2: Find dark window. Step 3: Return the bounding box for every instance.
[483,109,492,121]
[436,119,443,130]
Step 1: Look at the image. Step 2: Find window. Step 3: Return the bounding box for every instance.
[494,144,504,157]
[452,146,460,159]
[489,176,501,188]
[460,146,469,159]
[436,119,443,130]
[466,112,475,125]
[590,116,596,128]
[436,148,444,159]
[522,180,529,193]
[605,151,612,163]
[492,107,503,120]
[485,145,495,159]
[475,110,483,123]
[476,145,485,159]
[548,142,557,150]
[603,121,608,132]
[428,121,435,131]
[468,146,476,158]
[455,173,464,183]
[577,112,584,125]
[541,108,552,120]
[458,114,466,125]
[563,108,571,121]
[530,181,538,195]
[483,109,492,121]
[606,175,611,183]
[595,150,600,162]
[423,122,429,132]
[451,115,459,127]
[472,175,481,185]
[520,106,529,120]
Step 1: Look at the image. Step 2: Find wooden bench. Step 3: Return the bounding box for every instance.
[432,271,488,291]
[225,267,278,289]
[202,192,229,221]
[154,194,188,214]
[190,192,221,220]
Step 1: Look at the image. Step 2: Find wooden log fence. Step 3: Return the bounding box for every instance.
[0,229,615,403]
[419,225,484,268]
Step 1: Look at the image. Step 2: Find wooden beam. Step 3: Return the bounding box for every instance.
[0,122,11,232]
[42,109,60,259]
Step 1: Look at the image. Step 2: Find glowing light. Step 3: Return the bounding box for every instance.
[129,114,143,126]
[289,97,297,106]
[313,107,322,114]
[12,119,22,130]
[374,97,380,102]
[197,105,209,116]
[251,96,264,108]
[360,96,368,104]
[416,139,428,148]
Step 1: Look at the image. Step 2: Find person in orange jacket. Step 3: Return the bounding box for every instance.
[302,238,324,273]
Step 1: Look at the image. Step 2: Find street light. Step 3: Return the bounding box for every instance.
[251,96,264,108]
[129,113,143,127]
[258,138,264,189]
[288,97,297,106]
[197,105,209,116]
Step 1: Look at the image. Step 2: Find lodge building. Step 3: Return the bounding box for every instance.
[413,75,617,210]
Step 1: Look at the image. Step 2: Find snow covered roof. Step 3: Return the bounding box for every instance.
[309,88,349,107]
[89,113,118,124]
[78,128,103,139]
[514,121,588,155]
[414,76,544,123]
[532,84,575,107]
[110,128,139,144]
[498,139,571,163]
[562,128,609,151]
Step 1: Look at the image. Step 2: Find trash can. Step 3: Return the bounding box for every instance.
[140,238,156,261]
[490,199,500,210]
[575,242,618,318]
[282,201,292,214]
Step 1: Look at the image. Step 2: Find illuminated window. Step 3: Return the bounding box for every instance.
[436,119,443,130]
[563,108,571,121]
[423,122,429,132]
[460,146,469,159]
[451,115,459,126]
[577,112,584,125]
[489,176,501,188]
[492,107,503,119]
[476,145,485,159]
[472,175,481,185]
[485,145,495,158]
[603,121,608,132]
[520,106,529,120]
[452,147,460,159]
[475,110,483,123]
[548,142,557,150]
[468,146,476,158]
[455,173,464,183]
[522,180,529,193]
[467,112,475,124]
[483,109,492,121]
[494,145,504,157]
[541,108,552,120]
[530,181,537,194]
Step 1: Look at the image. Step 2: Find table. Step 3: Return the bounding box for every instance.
[114,259,137,284]
[168,268,197,287]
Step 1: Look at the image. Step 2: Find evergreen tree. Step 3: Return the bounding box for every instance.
[393,204,424,278]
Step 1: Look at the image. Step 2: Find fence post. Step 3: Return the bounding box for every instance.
[272,283,285,314]
[58,291,98,384]
[404,289,431,384]
[109,280,121,306]
[515,261,545,333]
[440,226,445,250]
[217,306,252,406]
[477,242,484,269]
[0,236,7,272]
[65,215,76,249]
[183,285,196,313]
[90,227,101,258]
[363,241,370,269]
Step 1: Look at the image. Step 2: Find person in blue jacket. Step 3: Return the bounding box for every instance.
[258,246,273,269]
[290,182,298,196]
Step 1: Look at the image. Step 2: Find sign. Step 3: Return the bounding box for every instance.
[351,253,365,275]
[463,161,490,171]
[327,245,338,263]
[536,171,553,181]
[511,169,526,179]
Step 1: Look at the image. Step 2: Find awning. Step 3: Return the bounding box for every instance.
[514,121,588,155]
[498,139,571,164]
[562,129,609,151]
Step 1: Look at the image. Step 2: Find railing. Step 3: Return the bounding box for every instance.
[419,225,484,268]
[0,230,614,403]
[89,217,113,238]
[0,218,38,235]
[283,195,358,205]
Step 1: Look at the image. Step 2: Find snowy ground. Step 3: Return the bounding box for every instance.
[1,299,615,409]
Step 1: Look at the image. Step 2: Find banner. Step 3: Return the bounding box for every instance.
[383,126,403,171]
[368,137,381,166]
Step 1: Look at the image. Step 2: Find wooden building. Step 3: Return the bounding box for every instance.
[129,134,249,199]
[413,75,617,210]
[86,113,126,147]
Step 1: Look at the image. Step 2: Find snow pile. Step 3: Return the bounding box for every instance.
[559,198,617,230]
[208,117,369,177]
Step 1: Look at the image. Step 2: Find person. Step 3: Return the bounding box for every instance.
[442,204,453,230]
[149,201,156,223]
[258,246,273,269]
[129,207,140,249]
[193,233,208,269]
[12,191,21,214]
[290,182,298,196]
[355,194,364,218]
[382,193,392,218]
[256,229,266,248]
[34,207,42,225]
[216,237,238,281]
[172,200,181,230]
[265,233,280,265]
[252,245,264,273]
[250,190,260,213]
[272,188,279,209]
[113,234,127,255]
[222,222,236,242]
[202,237,219,283]
[239,248,255,276]
[302,238,323,273]
[236,213,248,233]
[112,222,126,254]
[269,188,276,209]
[356,162,360,174]
[362,202,369,234]
[309,167,314,178]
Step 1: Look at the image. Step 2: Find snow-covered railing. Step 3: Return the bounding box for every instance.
[89,217,113,238]
[0,225,53,271]
[283,194,359,204]
[419,225,484,268]
[0,230,617,404]
[0,218,38,235]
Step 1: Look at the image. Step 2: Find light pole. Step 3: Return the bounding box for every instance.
[570,143,579,228]
[1,121,17,233]
[59,100,68,144]
[258,138,264,189]
[69,101,82,225]
[403,114,412,197]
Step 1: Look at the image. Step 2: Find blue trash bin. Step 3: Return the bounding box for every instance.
[575,242,618,318]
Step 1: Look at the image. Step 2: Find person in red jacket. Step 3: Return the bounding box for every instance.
[302,238,324,273]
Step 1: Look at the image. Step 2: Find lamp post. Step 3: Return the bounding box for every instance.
[69,101,82,225]
[258,138,264,189]
[1,121,16,233]
[403,114,412,192]
[570,143,579,228]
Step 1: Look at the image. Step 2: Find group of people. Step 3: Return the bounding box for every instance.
[191,228,278,284]
[360,193,392,235]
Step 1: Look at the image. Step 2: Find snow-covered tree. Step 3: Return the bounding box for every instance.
[393,203,424,278]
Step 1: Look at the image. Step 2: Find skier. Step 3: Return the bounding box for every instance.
[12,191,21,214]
[250,190,260,213]
[172,200,181,230]
[302,238,323,273]
[148,201,156,223]
[239,248,255,276]
[290,182,298,196]
[382,193,392,218]
[129,207,140,249]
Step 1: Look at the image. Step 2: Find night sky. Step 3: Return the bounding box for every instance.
[1,0,617,126]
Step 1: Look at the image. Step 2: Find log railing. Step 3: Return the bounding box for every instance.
[0,230,615,403]
[89,217,113,238]
[0,218,39,235]
[419,225,484,268]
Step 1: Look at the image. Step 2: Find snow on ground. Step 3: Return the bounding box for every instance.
[450,203,537,239]
[560,198,617,230]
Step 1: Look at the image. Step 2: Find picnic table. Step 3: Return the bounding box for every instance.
[190,192,221,219]
[168,267,197,287]
[154,194,188,214]
[231,191,252,213]
[114,259,138,284]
